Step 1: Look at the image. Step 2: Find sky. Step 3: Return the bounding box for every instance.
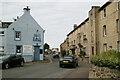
[1,0,108,50]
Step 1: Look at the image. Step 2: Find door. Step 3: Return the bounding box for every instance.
[34,46,40,61]
[92,47,94,56]
[40,49,43,60]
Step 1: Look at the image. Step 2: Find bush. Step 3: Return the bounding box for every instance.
[90,50,120,70]
[78,50,86,58]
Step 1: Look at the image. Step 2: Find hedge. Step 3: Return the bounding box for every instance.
[90,50,120,70]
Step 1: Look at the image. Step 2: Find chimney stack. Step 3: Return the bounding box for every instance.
[74,24,77,29]
[23,6,30,14]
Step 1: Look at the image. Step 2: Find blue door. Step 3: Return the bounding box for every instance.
[34,46,40,61]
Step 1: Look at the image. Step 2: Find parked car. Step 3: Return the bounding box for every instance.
[0,54,25,69]
[59,56,78,68]
[52,52,59,58]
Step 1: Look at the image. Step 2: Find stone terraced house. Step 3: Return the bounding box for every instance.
[60,0,120,57]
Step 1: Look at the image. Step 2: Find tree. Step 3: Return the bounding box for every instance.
[78,50,86,61]
[44,43,50,50]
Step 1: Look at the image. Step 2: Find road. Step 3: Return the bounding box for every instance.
[2,56,89,78]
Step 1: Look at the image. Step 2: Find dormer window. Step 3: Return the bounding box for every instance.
[15,31,21,41]
[103,8,106,18]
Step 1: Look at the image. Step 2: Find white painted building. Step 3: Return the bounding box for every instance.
[0,7,45,62]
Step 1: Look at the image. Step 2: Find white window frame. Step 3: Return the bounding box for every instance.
[15,31,21,41]
[104,44,107,52]
[117,0,119,10]
[0,46,4,53]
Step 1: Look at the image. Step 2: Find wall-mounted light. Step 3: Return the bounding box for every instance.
[13,28,14,30]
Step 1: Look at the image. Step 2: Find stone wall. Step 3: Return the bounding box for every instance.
[89,64,120,78]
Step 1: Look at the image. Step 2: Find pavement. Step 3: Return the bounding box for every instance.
[24,54,51,66]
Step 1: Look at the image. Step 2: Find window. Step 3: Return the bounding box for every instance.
[91,31,93,42]
[67,42,69,47]
[116,19,119,32]
[0,31,4,36]
[117,0,119,10]
[103,25,107,36]
[16,46,22,54]
[15,31,21,41]
[33,34,41,42]
[104,44,107,52]
[118,41,120,52]
[0,46,4,53]
[71,41,73,45]
[74,40,75,45]
[91,13,93,26]
[103,8,106,18]
[80,36,82,44]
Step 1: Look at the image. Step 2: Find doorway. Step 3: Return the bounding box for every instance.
[92,47,94,56]
[34,46,40,61]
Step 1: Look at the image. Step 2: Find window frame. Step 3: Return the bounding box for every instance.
[104,44,107,52]
[0,31,4,36]
[103,25,107,36]
[103,8,106,18]
[117,0,119,10]
[116,19,119,33]
[118,41,120,52]
[91,31,94,42]
[16,45,22,55]
[0,46,4,53]
[15,31,21,41]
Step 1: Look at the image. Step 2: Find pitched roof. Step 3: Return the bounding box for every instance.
[67,18,89,36]
[1,22,13,28]
[98,0,112,11]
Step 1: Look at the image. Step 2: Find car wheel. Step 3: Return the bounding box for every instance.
[20,61,24,67]
[5,63,9,69]
[59,64,62,68]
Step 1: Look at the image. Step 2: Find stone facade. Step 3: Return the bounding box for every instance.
[60,39,67,57]
[89,64,120,78]
[62,1,120,57]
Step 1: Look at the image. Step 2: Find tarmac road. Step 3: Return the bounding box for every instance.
[2,56,89,78]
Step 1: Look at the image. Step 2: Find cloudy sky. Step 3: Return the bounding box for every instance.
[1,0,108,50]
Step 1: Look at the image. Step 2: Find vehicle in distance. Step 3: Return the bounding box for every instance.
[59,56,78,68]
[0,54,25,69]
[52,51,59,58]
